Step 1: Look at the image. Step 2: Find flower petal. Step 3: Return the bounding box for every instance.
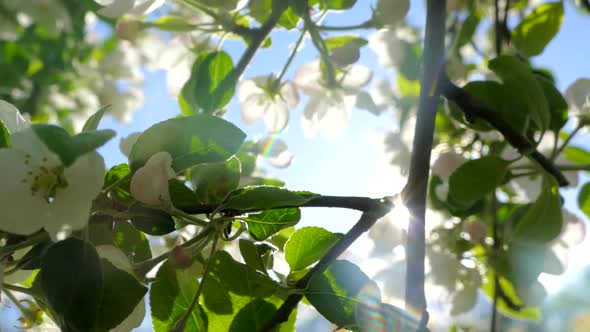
[130,151,174,205]
[97,0,136,18]
[237,78,265,104]
[340,65,372,90]
[47,152,105,240]
[263,98,289,133]
[0,100,30,133]
[241,93,269,125]
[565,78,590,113]
[280,81,300,109]
[120,132,142,158]
[0,149,49,236]
[130,0,165,16]
[293,61,323,95]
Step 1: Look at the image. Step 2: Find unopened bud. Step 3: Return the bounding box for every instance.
[116,20,142,41]
[130,151,175,206]
[169,246,192,270]
[462,219,487,244]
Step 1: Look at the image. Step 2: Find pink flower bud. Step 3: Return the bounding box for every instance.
[116,20,142,41]
[130,152,175,206]
[169,246,193,270]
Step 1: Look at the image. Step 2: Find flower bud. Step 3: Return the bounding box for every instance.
[374,0,410,27]
[130,151,175,206]
[330,42,361,68]
[169,246,193,270]
[116,20,142,41]
[462,219,487,244]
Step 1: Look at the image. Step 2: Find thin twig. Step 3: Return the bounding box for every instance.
[402,0,447,319]
[316,20,374,31]
[439,73,569,186]
[259,206,391,332]
[490,194,499,332]
[551,124,582,160]
[180,195,389,215]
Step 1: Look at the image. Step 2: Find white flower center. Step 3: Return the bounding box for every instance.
[21,154,68,203]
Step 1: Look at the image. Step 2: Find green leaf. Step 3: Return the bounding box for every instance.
[104,164,133,205]
[149,16,199,32]
[268,226,296,251]
[129,204,176,236]
[181,51,235,114]
[129,114,246,172]
[82,105,110,132]
[221,186,319,210]
[578,182,590,219]
[95,259,147,331]
[169,179,199,210]
[89,220,153,262]
[285,226,341,271]
[150,262,208,331]
[448,156,509,207]
[457,11,481,47]
[512,2,563,57]
[322,0,356,10]
[40,238,103,331]
[242,208,301,241]
[0,118,11,148]
[324,35,368,51]
[564,146,590,166]
[195,0,238,10]
[191,157,241,204]
[278,6,300,29]
[489,55,550,132]
[481,271,541,321]
[201,251,290,331]
[32,124,115,167]
[513,177,563,244]
[536,75,568,132]
[305,260,379,328]
[239,239,268,273]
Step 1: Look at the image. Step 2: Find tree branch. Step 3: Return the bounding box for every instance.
[402,0,446,319]
[259,207,391,332]
[180,195,389,215]
[439,73,569,186]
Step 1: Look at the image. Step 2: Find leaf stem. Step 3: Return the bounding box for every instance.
[101,173,130,194]
[0,231,49,258]
[175,233,219,330]
[166,205,209,227]
[275,28,306,84]
[551,124,582,160]
[302,9,338,87]
[133,226,214,279]
[316,20,374,31]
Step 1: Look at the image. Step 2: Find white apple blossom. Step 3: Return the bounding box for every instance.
[0,100,31,133]
[95,0,166,18]
[369,28,417,70]
[238,76,299,133]
[355,79,396,115]
[119,132,142,157]
[373,0,410,27]
[2,0,72,34]
[294,60,372,137]
[432,151,466,182]
[0,128,105,241]
[368,215,407,257]
[130,151,175,205]
[564,78,590,113]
